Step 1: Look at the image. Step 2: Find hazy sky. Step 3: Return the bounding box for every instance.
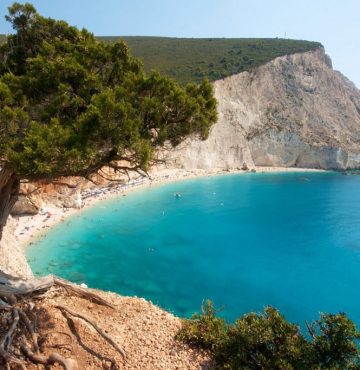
[1,0,359,87]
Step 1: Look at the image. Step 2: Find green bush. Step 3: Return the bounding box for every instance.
[219,307,308,369]
[308,313,360,369]
[177,302,360,370]
[176,300,227,351]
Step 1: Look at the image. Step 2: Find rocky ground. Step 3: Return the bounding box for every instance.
[4,285,212,369]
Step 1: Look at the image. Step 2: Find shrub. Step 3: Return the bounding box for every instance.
[177,302,360,370]
[218,307,308,369]
[308,313,360,369]
[176,300,227,351]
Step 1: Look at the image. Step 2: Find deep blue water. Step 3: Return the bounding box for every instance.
[27,172,360,327]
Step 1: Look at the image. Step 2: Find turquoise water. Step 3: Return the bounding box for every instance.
[27,172,360,327]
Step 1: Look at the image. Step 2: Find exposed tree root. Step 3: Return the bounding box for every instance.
[54,278,115,308]
[0,298,11,309]
[56,304,126,361]
[62,311,119,369]
[0,271,54,297]
[2,308,19,352]
[0,272,125,369]
[0,308,26,367]
[18,308,39,353]
[21,342,76,370]
[0,273,115,307]
[0,349,25,367]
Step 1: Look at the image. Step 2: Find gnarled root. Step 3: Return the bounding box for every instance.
[1,308,19,352]
[56,304,126,361]
[54,278,115,308]
[0,272,125,369]
[0,308,23,366]
[21,341,76,370]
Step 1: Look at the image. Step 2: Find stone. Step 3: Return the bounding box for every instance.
[11,195,42,216]
[241,162,249,171]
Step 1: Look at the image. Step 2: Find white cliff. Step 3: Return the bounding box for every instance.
[164,48,360,170]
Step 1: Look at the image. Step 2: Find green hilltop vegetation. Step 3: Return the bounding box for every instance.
[99,36,322,84]
[0,33,321,84]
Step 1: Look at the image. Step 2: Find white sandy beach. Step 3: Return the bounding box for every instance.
[15,166,324,249]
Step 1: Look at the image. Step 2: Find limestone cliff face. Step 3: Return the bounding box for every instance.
[164,48,360,170]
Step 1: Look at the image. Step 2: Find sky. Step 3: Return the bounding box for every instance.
[0,0,359,87]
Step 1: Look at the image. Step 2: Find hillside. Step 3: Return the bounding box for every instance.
[99,37,322,84]
[0,34,321,84]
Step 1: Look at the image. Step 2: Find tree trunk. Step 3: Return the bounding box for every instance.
[0,165,20,239]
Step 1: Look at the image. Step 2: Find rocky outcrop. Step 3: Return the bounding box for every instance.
[162,48,360,170]
[12,178,86,215]
[0,216,33,279]
[11,196,41,215]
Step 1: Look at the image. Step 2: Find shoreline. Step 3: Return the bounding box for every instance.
[15,166,324,249]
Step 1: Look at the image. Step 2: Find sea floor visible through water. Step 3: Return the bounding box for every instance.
[27,171,360,328]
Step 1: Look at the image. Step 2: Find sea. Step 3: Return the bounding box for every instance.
[27,171,360,328]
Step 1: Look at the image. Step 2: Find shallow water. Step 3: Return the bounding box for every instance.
[27,172,360,326]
